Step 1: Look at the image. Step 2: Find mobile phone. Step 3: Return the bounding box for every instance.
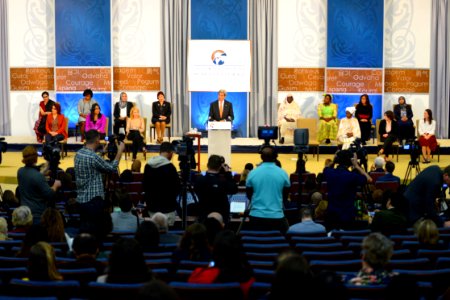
[104,136,109,141]
[369,211,375,218]
[37,151,43,157]
[208,261,215,267]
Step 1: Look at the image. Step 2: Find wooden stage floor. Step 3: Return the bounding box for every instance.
[1,136,450,192]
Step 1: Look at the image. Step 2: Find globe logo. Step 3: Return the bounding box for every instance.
[211,50,227,65]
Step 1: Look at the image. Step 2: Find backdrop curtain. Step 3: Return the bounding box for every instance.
[160,0,190,137]
[248,0,278,137]
[430,0,450,138]
[0,0,11,135]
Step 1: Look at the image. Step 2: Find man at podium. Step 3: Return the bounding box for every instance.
[208,89,234,122]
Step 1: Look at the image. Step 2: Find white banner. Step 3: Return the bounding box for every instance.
[188,40,251,92]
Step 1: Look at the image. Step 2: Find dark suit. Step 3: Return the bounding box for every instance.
[378,120,398,156]
[394,104,415,140]
[113,101,134,134]
[151,101,171,124]
[208,100,234,122]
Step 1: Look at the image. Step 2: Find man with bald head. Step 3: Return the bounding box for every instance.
[246,146,291,233]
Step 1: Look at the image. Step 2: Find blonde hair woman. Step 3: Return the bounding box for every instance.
[26,242,63,281]
[126,106,146,160]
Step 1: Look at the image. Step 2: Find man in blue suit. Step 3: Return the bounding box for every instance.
[377,161,400,183]
[208,89,234,122]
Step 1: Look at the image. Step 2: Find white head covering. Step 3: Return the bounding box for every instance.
[345,107,356,115]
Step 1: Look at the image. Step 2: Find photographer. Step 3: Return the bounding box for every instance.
[324,150,371,230]
[17,146,61,224]
[404,165,450,227]
[194,155,238,224]
[143,142,181,226]
[74,130,125,232]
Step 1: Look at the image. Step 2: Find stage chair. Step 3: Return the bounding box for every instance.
[58,117,69,159]
[297,118,319,161]
[150,103,172,143]
[376,119,399,162]
[416,119,440,162]
[169,281,244,300]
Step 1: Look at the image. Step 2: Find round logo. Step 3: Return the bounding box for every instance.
[211,50,227,65]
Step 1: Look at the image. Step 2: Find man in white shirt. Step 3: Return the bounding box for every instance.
[338,107,361,150]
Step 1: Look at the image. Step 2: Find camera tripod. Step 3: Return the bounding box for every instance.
[403,160,421,185]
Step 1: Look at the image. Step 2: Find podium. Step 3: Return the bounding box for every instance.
[207,121,232,165]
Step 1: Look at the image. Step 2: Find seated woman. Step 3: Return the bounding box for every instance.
[85,103,107,140]
[337,107,361,150]
[126,106,146,160]
[25,242,63,281]
[355,94,373,145]
[277,94,301,144]
[394,96,414,142]
[45,103,67,144]
[34,91,55,143]
[151,91,171,144]
[318,94,337,144]
[349,233,395,285]
[418,109,437,163]
[377,110,398,159]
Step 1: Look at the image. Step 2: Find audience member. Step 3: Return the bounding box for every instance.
[113,92,133,135]
[135,220,160,252]
[172,223,212,263]
[377,161,400,183]
[60,233,105,276]
[404,165,450,226]
[16,224,49,258]
[40,207,67,243]
[17,146,61,224]
[143,142,181,226]
[312,192,327,221]
[131,159,142,173]
[75,130,124,235]
[195,155,238,223]
[118,169,133,183]
[369,191,407,236]
[287,208,326,234]
[414,218,443,249]
[324,150,371,229]
[316,158,333,184]
[238,163,254,186]
[349,233,395,285]
[188,230,255,297]
[11,206,33,233]
[1,189,19,212]
[269,250,313,300]
[370,156,385,173]
[97,238,153,283]
[77,89,97,142]
[203,216,225,246]
[26,241,63,281]
[151,212,180,244]
[111,190,142,232]
[0,217,7,240]
[315,271,348,300]
[246,146,290,234]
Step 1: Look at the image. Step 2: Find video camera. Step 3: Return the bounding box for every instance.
[104,134,125,161]
[403,138,420,163]
[172,135,196,170]
[0,137,7,165]
[349,138,368,171]
[258,126,278,146]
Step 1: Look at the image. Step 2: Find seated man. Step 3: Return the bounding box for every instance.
[377,161,400,183]
[287,207,326,234]
[337,107,361,150]
[111,190,142,232]
[277,94,301,144]
[369,190,407,235]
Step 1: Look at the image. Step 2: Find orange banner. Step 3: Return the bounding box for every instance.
[278,68,324,91]
[113,67,160,91]
[55,68,112,92]
[10,67,54,91]
[326,69,383,94]
[384,68,429,93]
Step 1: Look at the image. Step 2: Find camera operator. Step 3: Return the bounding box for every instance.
[404,165,450,227]
[74,130,125,232]
[17,146,61,224]
[143,142,181,226]
[324,150,371,230]
[194,155,238,224]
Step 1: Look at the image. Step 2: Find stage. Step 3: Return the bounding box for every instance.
[1,135,450,192]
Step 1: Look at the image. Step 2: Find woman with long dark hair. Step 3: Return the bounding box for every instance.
[85,103,107,140]
[418,109,437,163]
[355,94,373,145]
